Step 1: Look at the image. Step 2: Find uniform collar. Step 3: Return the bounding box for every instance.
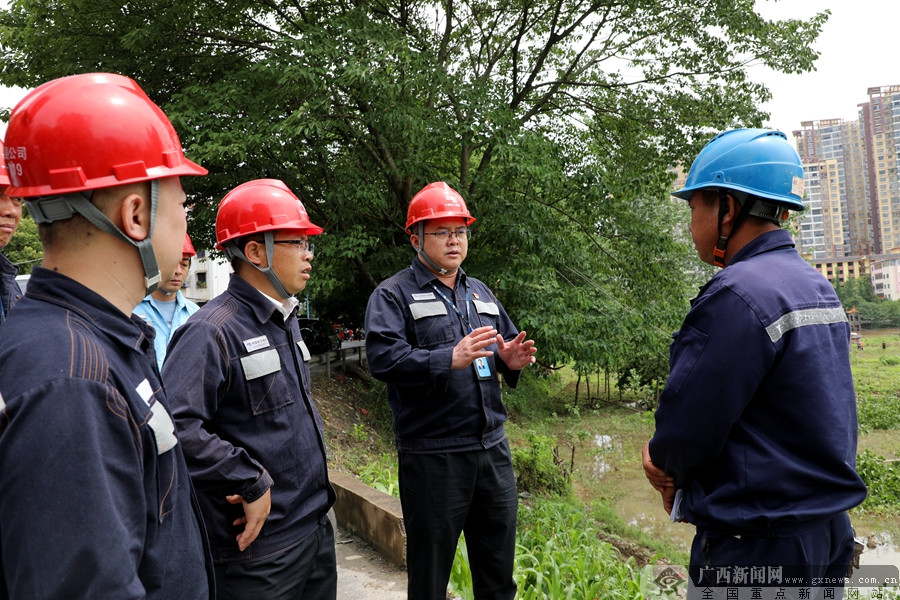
[725,229,795,268]
[25,266,155,352]
[409,257,467,290]
[227,274,296,325]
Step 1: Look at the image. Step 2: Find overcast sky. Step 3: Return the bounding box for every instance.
[0,1,893,143]
[752,0,899,138]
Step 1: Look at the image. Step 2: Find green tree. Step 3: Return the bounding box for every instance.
[3,211,41,275]
[0,0,828,370]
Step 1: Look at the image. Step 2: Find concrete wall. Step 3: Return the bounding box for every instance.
[329,470,406,568]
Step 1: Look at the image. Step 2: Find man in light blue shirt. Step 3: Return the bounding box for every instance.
[135,233,200,369]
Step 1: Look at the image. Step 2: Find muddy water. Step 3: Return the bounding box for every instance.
[573,425,694,557]
[572,423,900,568]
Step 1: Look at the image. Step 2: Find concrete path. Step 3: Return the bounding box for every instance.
[336,525,406,599]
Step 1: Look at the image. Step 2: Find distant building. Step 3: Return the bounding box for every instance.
[859,86,900,254]
[183,249,233,305]
[792,86,900,260]
[870,249,900,300]
[794,119,856,257]
[809,255,869,284]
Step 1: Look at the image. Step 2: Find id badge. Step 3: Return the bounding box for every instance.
[474,357,492,380]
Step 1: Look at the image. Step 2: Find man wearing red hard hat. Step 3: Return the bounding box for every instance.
[0,73,212,598]
[135,233,201,370]
[164,179,337,599]
[365,182,536,599]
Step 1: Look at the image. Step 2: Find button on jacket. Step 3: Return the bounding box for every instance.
[163,275,334,563]
[649,230,867,535]
[365,259,522,453]
[0,267,213,599]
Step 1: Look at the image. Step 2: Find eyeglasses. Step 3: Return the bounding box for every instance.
[422,229,469,241]
[273,239,315,256]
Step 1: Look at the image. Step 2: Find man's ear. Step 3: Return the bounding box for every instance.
[410,234,420,252]
[719,193,742,236]
[118,191,151,241]
[243,239,268,268]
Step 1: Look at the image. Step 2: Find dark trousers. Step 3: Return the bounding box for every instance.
[398,440,518,600]
[688,512,855,599]
[213,520,337,600]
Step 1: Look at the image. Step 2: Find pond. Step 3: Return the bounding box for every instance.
[566,419,900,569]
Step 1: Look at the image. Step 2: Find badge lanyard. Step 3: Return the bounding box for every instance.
[429,283,475,333]
[428,282,493,380]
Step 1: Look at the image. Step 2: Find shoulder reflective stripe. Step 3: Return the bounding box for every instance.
[297,340,311,362]
[409,301,448,320]
[148,401,178,455]
[0,391,4,412]
[136,378,153,404]
[765,307,848,343]
[472,299,499,316]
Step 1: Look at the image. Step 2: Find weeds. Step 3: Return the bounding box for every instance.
[513,499,645,599]
[856,450,900,511]
[512,431,573,498]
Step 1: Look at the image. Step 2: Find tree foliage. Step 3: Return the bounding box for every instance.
[0,0,827,373]
[4,212,40,275]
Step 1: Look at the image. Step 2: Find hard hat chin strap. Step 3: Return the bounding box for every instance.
[713,190,755,269]
[414,222,449,275]
[224,231,293,299]
[713,189,788,267]
[25,181,161,294]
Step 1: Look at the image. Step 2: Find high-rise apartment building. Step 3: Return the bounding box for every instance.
[842,119,874,256]
[862,85,900,253]
[793,120,848,258]
[791,86,900,261]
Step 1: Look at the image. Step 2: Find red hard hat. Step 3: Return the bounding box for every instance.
[215,179,323,250]
[182,233,196,257]
[4,73,206,198]
[405,182,475,233]
[0,140,10,188]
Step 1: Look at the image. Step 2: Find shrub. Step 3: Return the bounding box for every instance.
[512,431,572,498]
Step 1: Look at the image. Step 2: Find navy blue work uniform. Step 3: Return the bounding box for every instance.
[0,253,20,325]
[648,230,867,592]
[0,267,213,599]
[365,258,522,600]
[163,275,336,599]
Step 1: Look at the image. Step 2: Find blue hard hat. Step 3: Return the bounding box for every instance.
[673,128,805,211]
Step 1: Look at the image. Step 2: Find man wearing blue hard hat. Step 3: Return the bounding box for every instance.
[642,129,866,597]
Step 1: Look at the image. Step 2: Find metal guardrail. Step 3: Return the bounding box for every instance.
[319,340,366,378]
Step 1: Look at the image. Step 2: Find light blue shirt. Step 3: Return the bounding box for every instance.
[134,291,200,370]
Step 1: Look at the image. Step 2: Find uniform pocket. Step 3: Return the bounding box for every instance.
[241,348,296,415]
[665,324,709,397]
[410,301,455,349]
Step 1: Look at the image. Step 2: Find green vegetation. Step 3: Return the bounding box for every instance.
[338,370,688,598]
[850,330,900,514]
[834,278,900,329]
[3,213,41,275]
[512,500,646,599]
[511,432,573,498]
[0,0,828,380]
[330,331,900,596]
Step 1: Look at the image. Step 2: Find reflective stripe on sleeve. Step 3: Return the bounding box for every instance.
[765,307,848,343]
